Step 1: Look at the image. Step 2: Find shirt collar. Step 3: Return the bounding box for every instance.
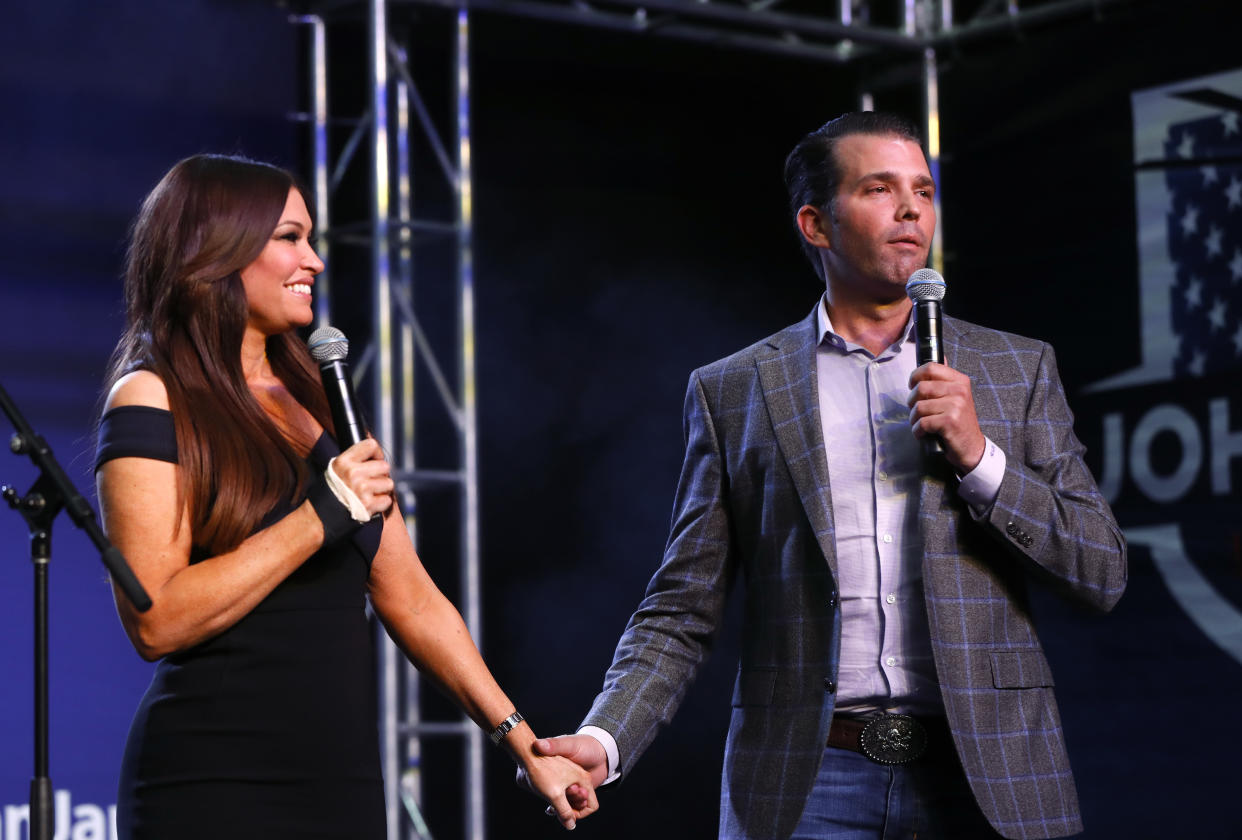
[816,293,917,356]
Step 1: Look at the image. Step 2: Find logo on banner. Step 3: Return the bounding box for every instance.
[1,790,116,840]
[1083,67,1242,665]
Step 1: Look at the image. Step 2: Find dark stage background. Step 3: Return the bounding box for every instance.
[2,1,1240,838]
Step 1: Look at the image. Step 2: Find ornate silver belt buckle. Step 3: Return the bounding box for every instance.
[859,713,928,765]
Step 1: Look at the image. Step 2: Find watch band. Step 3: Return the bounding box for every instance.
[489,711,524,746]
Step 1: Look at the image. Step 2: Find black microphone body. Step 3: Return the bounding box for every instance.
[308,327,368,448]
[913,298,944,368]
[319,358,367,448]
[906,269,947,458]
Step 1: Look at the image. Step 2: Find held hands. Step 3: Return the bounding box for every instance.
[516,735,608,829]
[907,362,986,474]
[332,437,395,518]
[515,736,601,830]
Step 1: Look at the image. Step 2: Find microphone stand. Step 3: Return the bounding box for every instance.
[0,380,151,840]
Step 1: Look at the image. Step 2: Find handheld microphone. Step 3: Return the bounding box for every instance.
[307,326,367,447]
[906,268,946,457]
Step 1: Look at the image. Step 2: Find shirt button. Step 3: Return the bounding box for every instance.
[886,593,897,604]
[885,656,897,667]
[882,534,893,544]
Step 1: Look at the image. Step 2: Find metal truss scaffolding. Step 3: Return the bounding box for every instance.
[291,3,481,839]
[286,0,1139,837]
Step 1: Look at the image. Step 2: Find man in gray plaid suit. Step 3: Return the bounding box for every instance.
[532,112,1126,839]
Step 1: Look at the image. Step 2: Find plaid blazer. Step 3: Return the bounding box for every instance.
[584,304,1126,840]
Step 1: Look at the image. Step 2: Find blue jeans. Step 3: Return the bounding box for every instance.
[789,743,1001,840]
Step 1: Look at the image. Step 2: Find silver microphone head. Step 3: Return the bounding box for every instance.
[906,268,946,302]
[307,326,349,363]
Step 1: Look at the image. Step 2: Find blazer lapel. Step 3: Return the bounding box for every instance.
[755,306,838,576]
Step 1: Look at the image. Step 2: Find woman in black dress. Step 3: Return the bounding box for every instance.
[95,154,595,838]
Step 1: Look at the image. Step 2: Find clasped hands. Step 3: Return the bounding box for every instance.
[516,734,608,830]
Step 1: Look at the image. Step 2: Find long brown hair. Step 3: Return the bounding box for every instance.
[104,154,334,554]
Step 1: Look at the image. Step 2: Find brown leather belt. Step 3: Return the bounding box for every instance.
[826,716,870,752]
[827,713,947,765]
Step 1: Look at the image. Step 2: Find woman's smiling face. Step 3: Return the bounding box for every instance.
[239,187,323,337]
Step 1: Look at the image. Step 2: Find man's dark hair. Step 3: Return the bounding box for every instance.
[783,112,924,281]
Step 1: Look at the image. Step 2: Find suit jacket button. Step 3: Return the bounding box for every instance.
[824,679,836,693]
[828,591,838,608]
[1006,522,1018,535]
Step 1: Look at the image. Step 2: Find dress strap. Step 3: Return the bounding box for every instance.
[96,405,178,470]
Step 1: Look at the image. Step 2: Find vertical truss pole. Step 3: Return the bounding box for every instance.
[395,59,417,535]
[455,10,485,840]
[291,13,332,326]
[846,0,875,110]
[924,44,943,274]
[310,15,331,327]
[921,0,944,274]
[393,43,430,840]
[368,4,402,840]
[371,5,393,445]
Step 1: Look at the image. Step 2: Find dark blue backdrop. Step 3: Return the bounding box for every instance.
[2,1,1239,838]
[0,2,297,835]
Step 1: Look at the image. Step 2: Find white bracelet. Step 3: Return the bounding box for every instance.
[324,457,372,523]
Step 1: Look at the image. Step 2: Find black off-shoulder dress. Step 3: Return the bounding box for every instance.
[97,405,386,839]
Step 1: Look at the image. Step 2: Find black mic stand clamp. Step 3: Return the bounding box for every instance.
[2,382,151,840]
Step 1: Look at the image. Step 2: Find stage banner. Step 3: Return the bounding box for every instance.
[1078,66,1242,665]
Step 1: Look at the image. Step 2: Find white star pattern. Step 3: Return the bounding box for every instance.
[1177,131,1196,158]
[1227,177,1242,210]
[1184,276,1203,309]
[1208,297,1227,331]
[1165,110,1242,379]
[1224,112,1240,137]
[1188,350,1206,376]
[1206,226,1223,259]
[1181,204,1199,235]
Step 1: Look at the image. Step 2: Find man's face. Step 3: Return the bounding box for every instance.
[820,133,936,301]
